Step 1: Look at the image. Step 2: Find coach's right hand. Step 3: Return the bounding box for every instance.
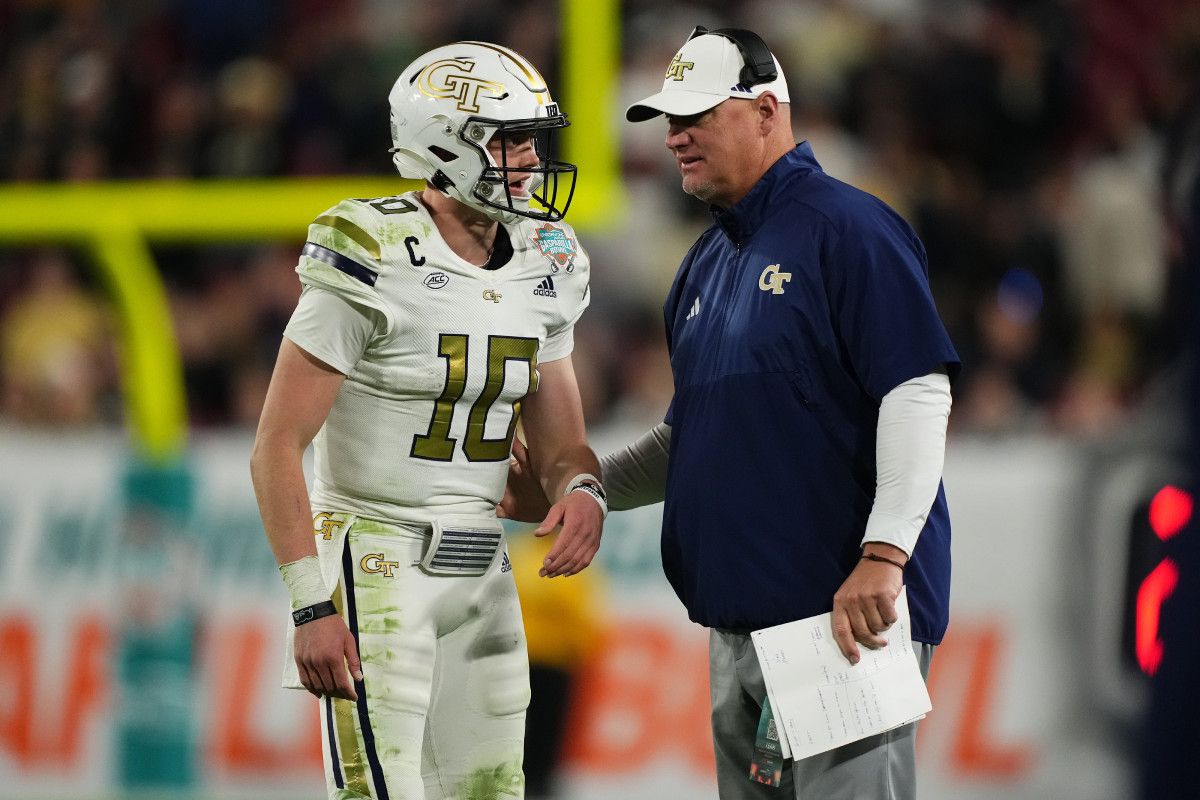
[294,615,363,700]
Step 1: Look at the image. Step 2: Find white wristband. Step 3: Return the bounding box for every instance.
[564,473,608,519]
[279,555,328,610]
[570,483,608,518]
[563,473,602,496]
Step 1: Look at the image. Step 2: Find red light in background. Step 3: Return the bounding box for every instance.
[1149,485,1193,541]
[1136,558,1180,676]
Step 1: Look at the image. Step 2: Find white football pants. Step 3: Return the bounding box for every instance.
[307,513,529,800]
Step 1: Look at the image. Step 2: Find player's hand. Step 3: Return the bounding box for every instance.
[497,438,553,523]
[830,544,906,665]
[294,614,363,700]
[536,490,604,578]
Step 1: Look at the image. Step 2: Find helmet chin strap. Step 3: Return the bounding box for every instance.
[473,181,526,224]
[430,170,455,193]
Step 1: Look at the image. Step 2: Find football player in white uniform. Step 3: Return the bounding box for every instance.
[250,41,607,800]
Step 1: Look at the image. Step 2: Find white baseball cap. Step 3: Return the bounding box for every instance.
[626,30,791,123]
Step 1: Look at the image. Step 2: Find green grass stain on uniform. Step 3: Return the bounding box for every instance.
[358,610,404,636]
[458,760,524,800]
[352,518,405,535]
[316,228,356,255]
[377,223,408,246]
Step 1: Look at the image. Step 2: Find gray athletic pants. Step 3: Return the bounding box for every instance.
[710,628,934,800]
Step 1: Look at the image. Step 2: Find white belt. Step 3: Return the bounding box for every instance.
[420,516,505,577]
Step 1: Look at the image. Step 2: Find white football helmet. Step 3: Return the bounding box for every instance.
[388,41,577,223]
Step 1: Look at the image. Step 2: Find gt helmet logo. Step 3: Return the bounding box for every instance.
[417,58,506,113]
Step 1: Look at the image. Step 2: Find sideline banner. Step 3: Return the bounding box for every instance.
[0,427,1128,799]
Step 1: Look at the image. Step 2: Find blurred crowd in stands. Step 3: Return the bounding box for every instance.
[1,0,1198,437]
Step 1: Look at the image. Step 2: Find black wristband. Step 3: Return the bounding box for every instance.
[292,600,338,626]
[569,483,608,518]
[861,552,906,571]
[572,483,606,504]
[578,479,606,502]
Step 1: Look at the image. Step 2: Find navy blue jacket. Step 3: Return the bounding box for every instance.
[661,143,960,643]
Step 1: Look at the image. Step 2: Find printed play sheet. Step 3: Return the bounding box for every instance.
[751,587,932,761]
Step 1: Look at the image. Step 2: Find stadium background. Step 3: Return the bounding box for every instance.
[1,0,1197,798]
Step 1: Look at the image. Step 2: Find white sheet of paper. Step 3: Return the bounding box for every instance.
[751,587,932,762]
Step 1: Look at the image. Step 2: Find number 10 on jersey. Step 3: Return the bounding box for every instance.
[411,334,539,462]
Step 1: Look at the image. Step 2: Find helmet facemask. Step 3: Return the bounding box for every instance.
[466,112,577,223]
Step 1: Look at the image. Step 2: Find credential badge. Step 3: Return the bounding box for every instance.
[530,223,577,273]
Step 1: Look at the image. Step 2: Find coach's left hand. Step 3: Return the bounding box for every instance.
[831,543,907,665]
[534,490,604,578]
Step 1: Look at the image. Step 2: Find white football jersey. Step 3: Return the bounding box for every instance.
[284,190,590,526]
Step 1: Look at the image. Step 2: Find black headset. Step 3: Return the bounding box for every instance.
[688,25,778,88]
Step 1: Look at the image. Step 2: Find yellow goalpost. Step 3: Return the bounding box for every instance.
[0,0,621,461]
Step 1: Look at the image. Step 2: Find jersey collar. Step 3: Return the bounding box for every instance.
[481,224,514,270]
[712,141,822,245]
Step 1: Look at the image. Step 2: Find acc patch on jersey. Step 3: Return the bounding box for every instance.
[530,223,577,273]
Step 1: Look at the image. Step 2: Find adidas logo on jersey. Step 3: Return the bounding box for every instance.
[533,276,558,297]
[686,296,701,319]
[500,552,512,573]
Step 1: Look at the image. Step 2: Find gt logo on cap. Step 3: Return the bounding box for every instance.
[418,58,505,113]
[665,53,695,81]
